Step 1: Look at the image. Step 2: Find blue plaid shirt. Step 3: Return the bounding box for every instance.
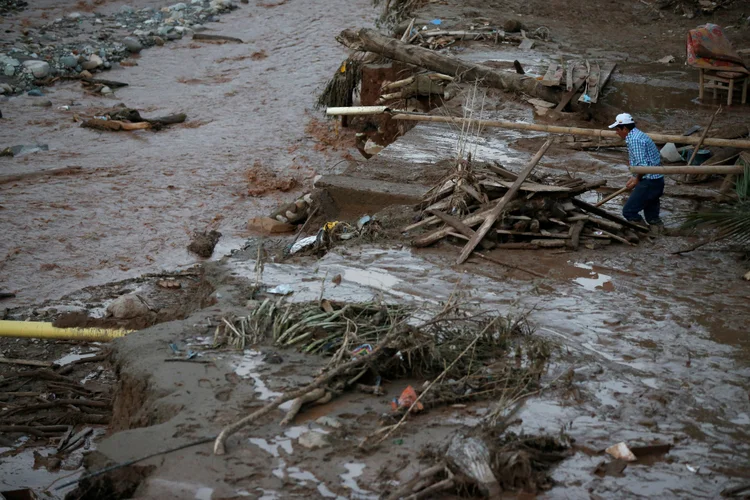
[626,128,663,179]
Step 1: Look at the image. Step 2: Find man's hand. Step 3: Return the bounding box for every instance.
[625,176,639,190]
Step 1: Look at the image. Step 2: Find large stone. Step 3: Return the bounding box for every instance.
[297,431,330,449]
[121,36,143,53]
[248,217,295,234]
[168,2,187,9]
[106,294,150,319]
[60,55,78,68]
[22,60,51,78]
[4,65,15,77]
[81,54,103,70]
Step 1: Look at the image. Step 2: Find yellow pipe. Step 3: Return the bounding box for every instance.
[0,321,132,342]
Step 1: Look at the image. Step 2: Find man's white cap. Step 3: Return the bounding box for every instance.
[608,113,635,129]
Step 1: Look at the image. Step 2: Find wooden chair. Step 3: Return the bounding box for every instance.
[699,68,749,105]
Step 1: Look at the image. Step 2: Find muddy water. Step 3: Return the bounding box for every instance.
[223,234,750,496]
[0,0,372,306]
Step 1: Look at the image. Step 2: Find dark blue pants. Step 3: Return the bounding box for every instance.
[622,177,664,224]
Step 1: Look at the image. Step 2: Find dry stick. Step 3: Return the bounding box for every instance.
[372,321,497,447]
[0,357,53,368]
[456,139,552,264]
[473,253,546,278]
[407,477,455,500]
[594,186,628,207]
[0,425,50,437]
[213,325,403,455]
[685,106,721,168]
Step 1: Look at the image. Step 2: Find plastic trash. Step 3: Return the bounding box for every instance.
[351,344,373,357]
[660,142,682,163]
[581,94,592,103]
[268,284,294,295]
[391,385,424,412]
[289,235,317,254]
[430,19,442,25]
[356,215,372,229]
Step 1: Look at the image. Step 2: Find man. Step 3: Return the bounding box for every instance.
[609,113,664,232]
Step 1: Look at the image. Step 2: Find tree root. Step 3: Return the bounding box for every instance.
[279,388,327,426]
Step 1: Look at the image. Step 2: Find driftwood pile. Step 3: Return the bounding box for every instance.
[81,106,187,132]
[404,150,649,258]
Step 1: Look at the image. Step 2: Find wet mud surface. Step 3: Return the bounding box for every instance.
[2,0,750,498]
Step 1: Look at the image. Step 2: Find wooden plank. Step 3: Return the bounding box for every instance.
[428,209,476,238]
[456,139,553,264]
[541,63,562,87]
[554,77,586,112]
[596,62,617,100]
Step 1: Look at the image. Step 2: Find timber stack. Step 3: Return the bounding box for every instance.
[403,154,649,255]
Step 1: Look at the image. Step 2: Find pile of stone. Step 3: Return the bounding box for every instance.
[0,0,237,94]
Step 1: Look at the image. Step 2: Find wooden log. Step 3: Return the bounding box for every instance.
[554,77,585,112]
[390,113,750,149]
[685,106,721,168]
[411,199,525,247]
[479,179,571,193]
[192,33,244,43]
[587,216,622,232]
[336,28,562,103]
[497,230,568,238]
[631,165,744,175]
[569,220,585,250]
[529,239,566,247]
[147,113,187,125]
[456,139,553,264]
[571,198,649,233]
[0,166,83,186]
[494,242,539,249]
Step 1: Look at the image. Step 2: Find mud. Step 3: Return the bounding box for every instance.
[2,0,750,497]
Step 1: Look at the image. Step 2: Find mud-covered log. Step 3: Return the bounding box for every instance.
[337,28,561,103]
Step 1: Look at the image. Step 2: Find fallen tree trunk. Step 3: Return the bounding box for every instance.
[337,28,561,103]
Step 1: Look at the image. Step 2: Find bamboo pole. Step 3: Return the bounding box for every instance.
[389,113,750,149]
[685,106,721,166]
[326,106,391,116]
[631,165,744,175]
[456,139,552,264]
[0,321,130,342]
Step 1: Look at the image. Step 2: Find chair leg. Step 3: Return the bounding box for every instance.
[699,69,704,100]
[728,79,734,105]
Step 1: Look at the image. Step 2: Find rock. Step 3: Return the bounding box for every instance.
[248,216,295,234]
[297,431,330,449]
[4,65,15,77]
[22,60,51,78]
[66,12,83,20]
[1,83,13,93]
[79,70,93,78]
[166,32,183,41]
[31,100,52,107]
[122,36,143,53]
[152,36,165,46]
[81,54,103,70]
[119,5,134,14]
[503,19,525,32]
[100,86,113,95]
[27,89,44,96]
[157,26,173,37]
[168,2,187,10]
[744,270,750,281]
[187,230,221,258]
[60,55,78,68]
[106,293,151,319]
[315,416,342,429]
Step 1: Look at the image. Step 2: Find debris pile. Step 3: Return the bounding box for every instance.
[405,154,646,254]
[0,0,238,93]
[80,106,187,131]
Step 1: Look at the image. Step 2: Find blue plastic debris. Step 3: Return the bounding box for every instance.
[430,19,442,25]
